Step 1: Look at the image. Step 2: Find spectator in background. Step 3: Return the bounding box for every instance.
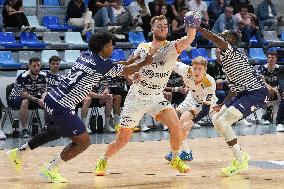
[187,0,209,29]
[7,57,47,138]
[88,0,118,28]
[257,0,279,31]
[229,0,254,14]
[0,98,6,140]
[235,5,265,47]
[212,5,237,34]
[111,0,132,30]
[2,0,35,32]
[258,51,282,125]
[171,7,188,40]
[67,0,94,35]
[42,56,63,91]
[127,0,151,39]
[148,0,174,20]
[172,0,186,18]
[208,0,227,29]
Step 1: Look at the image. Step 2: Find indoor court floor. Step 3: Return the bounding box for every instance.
[1,125,284,189]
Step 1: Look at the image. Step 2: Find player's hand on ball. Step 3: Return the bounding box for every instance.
[184,11,202,28]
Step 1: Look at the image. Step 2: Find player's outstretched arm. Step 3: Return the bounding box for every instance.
[121,53,153,76]
[197,27,228,51]
[115,53,140,66]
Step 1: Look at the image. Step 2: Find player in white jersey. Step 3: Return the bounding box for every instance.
[197,27,268,176]
[95,13,201,175]
[164,56,217,161]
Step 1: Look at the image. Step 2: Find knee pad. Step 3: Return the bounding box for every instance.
[214,106,243,133]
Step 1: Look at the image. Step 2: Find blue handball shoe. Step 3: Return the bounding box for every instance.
[165,150,193,162]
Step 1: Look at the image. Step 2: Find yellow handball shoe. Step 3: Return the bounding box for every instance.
[95,158,107,176]
[6,148,22,172]
[171,157,191,173]
[221,151,250,177]
[39,166,67,183]
[114,124,121,133]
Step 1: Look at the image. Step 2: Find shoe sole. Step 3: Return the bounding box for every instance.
[96,172,105,176]
[39,171,67,183]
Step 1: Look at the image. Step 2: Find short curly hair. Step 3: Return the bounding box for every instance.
[88,31,114,54]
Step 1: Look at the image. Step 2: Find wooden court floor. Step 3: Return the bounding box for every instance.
[1,133,284,189]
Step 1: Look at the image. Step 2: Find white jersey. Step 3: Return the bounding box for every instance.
[174,61,217,105]
[130,41,180,99]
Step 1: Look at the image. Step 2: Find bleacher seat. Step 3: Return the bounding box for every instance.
[123,0,133,6]
[43,0,59,6]
[19,51,38,64]
[43,32,69,48]
[84,0,90,6]
[0,32,23,48]
[0,51,21,69]
[0,0,5,5]
[210,48,217,61]
[238,48,247,57]
[190,48,215,62]
[63,50,81,65]
[20,32,46,48]
[85,31,92,43]
[64,32,88,47]
[27,16,47,31]
[23,0,36,7]
[42,16,68,31]
[111,49,126,62]
[165,0,174,5]
[281,32,284,41]
[249,48,267,63]
[263,31,284,46]
[178,50,191,65]
[250,35,258,46]
[41,50,59,65]
[128,32,146,47]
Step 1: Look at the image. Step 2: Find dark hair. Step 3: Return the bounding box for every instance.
[88,31,114,54]
[49,55,61,64]
[220,30,241,47]
[29,57,40,65]
[267,51,278,57]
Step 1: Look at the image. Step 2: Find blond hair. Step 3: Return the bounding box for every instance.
[191,56,208,67]
[150,15,167,27]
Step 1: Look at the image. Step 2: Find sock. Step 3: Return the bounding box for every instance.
[113,114,120,125]
[45,154,63,170]
[181,141,191,153]
[171,150,180,159]
[105,117,110,127]
[81,117,87,127]
[101,154,108,161]
[18,142,31,154]
[230,143,243,163]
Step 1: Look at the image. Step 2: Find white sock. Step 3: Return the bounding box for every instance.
[18,142,31,155]
[231,144,243,163]
[171,150,180,159]
[181,141,191,153]
[105,117,110,126]
[101,154,108,161]
[45,154,63,170]
[81,117,87,127]
[113,114,120,125]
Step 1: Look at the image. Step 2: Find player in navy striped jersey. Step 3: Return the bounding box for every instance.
[7,57,47,138]
[6,31,153,183]
[42,56,64,91]
[198,27,268,176]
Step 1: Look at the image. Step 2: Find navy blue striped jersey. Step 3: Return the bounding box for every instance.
[42,70,64,90]
[219,43,266,93]
[258,64,281,88]
[9,71,47,99]
[47,51,123,110]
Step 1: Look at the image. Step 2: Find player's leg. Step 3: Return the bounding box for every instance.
[81,96,92,133]
[98,94,114,132]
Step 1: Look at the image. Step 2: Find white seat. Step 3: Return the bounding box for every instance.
[23,0,37,7]
[210,48,217,60]
[41,50,59,64]
[64,32,87,47]
[16,70,25,77]
[19,51,38,64]
[43,32,62,44]
[27,16,47,30]
[64,50,81,65]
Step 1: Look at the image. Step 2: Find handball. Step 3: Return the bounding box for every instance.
[184,11,202,28]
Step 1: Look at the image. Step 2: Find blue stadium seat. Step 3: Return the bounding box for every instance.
[190,48,215,62]
[111,49,126,62]
[43,0,59,6]
[123,0,133,6]
[165,0,174,5]
[20,32,47,48]
[84,0,90,6]
[178,50,191,65]
[0,0,5,5]
[42,16,68,31]
[0,32,23,48]
[85,31,92,42]
[249,48,267,63]
[0,51,21,69]
[250,35,258,46]
[281,32,284,41]
[128,32,146,47]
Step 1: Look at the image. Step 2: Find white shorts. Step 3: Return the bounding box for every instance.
[120,91,174,129]
[177,96,202,115]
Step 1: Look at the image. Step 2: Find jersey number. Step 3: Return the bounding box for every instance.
[66,71,83,85]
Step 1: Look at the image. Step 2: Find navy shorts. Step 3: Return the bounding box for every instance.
[44,94,86,138]
[225,88,268,118]
[8,95,41,109]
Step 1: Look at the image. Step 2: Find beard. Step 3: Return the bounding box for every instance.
[154,34,167,41]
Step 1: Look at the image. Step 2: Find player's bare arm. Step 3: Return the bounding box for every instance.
[121,53,153,76]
